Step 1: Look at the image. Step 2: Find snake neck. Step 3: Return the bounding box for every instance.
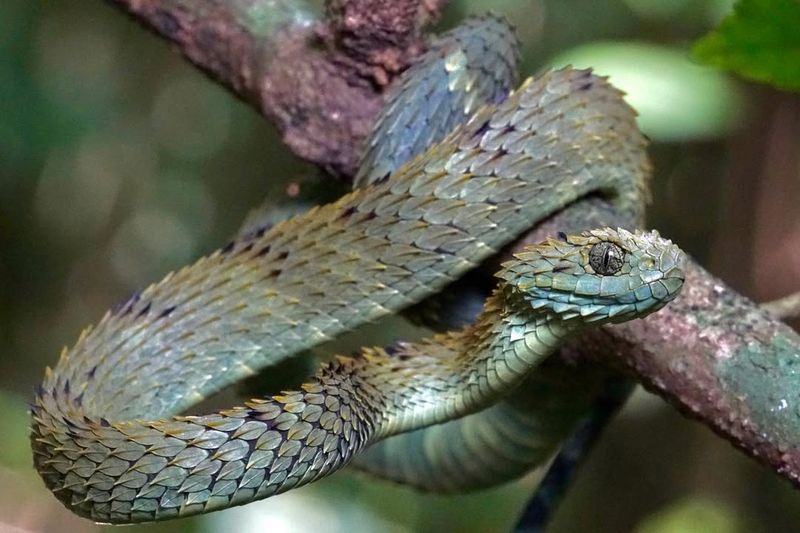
[371,288,574,440]
[460,288,573,395]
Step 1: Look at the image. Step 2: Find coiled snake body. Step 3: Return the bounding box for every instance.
[30,16,685,523]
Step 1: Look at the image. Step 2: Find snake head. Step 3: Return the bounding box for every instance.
[500,228,685,324]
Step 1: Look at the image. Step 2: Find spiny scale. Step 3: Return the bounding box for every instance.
[355,14,521,187]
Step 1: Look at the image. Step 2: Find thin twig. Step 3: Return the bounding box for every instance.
[763,291,800,320]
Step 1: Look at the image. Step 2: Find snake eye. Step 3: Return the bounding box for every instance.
[589,242,624,275]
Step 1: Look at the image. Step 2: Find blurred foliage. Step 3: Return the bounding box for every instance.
[548,42,744,141]
[694,0,800,91]
[0,390,32,469]
[1,0,800,532]
[634,497,752,533]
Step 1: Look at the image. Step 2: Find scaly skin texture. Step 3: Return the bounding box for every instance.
[355,15,520,187]
[31,228,684,523]
[30,16,659,524]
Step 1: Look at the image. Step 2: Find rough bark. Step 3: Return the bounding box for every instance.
[106,0,445,176]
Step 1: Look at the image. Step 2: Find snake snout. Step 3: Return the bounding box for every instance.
[647,236,686,304]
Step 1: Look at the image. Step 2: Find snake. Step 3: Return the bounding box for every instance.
[29,15,686,524]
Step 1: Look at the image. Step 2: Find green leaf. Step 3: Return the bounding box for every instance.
[693,0,800,91]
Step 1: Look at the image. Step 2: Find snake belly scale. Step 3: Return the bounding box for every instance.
[29,15,683,524]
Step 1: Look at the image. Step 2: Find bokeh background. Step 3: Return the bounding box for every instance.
[2,0,800,531]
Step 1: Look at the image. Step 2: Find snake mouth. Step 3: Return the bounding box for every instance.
[659,267,686,300]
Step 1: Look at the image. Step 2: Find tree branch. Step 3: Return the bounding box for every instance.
[106,0,447,176]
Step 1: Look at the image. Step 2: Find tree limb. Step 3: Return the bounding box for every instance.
[106,0,447,176]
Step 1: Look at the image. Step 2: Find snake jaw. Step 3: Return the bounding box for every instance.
[500,227,685,325]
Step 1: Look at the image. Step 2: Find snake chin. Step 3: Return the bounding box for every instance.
[500,227,685,325]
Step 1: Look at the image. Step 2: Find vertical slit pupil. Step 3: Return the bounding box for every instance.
[589,242,624,275]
